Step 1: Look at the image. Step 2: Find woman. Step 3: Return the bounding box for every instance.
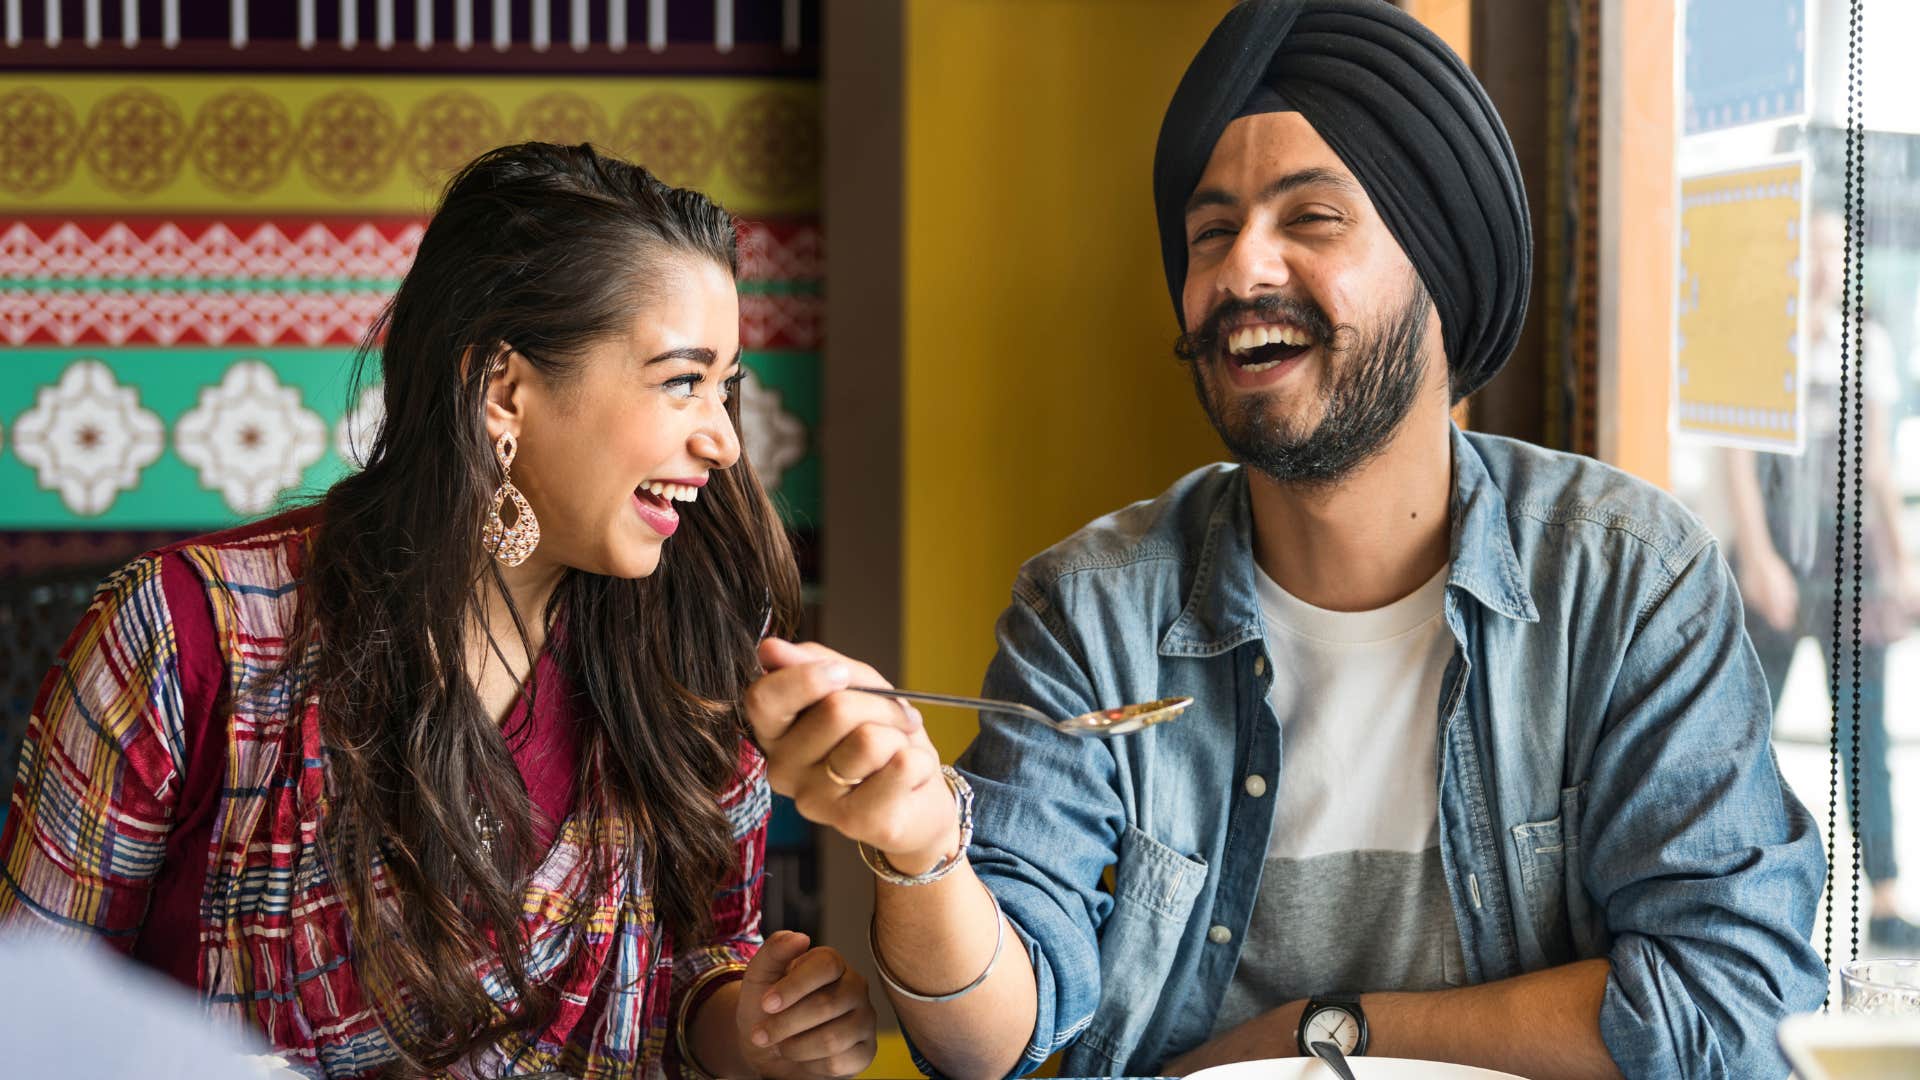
[0,143,875,1079]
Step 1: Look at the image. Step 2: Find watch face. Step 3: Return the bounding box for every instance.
[1304,1005,1362,1054]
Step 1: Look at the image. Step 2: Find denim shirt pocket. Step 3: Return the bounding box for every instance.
[1079,824,1208,1072]
[1509,783,1589,969]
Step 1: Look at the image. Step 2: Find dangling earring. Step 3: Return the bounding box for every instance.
[482,432,540,566]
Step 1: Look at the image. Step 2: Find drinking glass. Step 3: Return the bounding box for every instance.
[1839,958,1920,1015]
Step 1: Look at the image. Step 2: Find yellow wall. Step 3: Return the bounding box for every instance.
[901,0,1233,757]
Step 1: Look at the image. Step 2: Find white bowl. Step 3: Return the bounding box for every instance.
[1186,1057,1527,1080]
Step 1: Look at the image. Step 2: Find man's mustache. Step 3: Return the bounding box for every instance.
[1175,292,1336,362]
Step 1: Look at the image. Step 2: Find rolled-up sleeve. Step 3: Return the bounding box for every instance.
[1587,539,1827,1078]
[935,587,1124,1077]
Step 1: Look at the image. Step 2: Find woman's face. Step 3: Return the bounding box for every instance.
[488,255,744,580]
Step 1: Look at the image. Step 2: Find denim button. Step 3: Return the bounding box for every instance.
[1208,924,1232,944]
[1253,656,1267,677]
[1244,774,1268,798]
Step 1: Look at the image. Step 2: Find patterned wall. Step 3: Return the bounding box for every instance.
[0,74,820,531]
[0,5,825,885]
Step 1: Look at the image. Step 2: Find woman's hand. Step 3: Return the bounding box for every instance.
[745,639,961,874]
[737,932,877,1078]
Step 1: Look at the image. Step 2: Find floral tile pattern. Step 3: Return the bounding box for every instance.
[737,368,808,493]
[10,359,165,516]
[335,384,384,469]
[174,360,328,515]
[0,349,820,530]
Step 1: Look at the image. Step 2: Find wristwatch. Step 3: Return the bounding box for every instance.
[1297,993,1369,1057]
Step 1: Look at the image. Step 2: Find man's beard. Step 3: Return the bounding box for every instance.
[1177,275,1433,487]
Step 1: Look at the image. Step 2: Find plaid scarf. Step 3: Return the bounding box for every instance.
[1,516,767,1078]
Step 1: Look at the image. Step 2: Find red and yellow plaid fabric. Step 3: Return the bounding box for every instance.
[0,515,768,1079]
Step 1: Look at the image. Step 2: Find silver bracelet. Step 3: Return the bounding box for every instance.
[869,881,1005,1003]
[857,766,974,886]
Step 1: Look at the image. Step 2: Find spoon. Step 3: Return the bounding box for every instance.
[849,686,1193,737]
[752,602,1191,737]
[1309,1040,1360,1080]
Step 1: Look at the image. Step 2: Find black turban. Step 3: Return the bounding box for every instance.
[1153,0,1531,398]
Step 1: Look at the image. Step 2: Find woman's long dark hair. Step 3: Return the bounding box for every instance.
[288,142,800,1071]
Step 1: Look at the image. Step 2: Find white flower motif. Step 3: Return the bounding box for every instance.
[736,367,807,492]
[12,359,165,515]
[335,383,385,468]
[175,360,327,515]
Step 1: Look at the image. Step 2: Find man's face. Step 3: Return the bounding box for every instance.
[1178,111,1444,485]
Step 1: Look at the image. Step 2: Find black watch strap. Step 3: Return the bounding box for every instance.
[1297,993,1369,1057]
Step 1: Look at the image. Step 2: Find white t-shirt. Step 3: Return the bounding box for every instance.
[1257,562,1452,859]
[1213,561,1462,1033]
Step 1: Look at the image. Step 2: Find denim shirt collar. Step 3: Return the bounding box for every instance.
[1445,424,1540,624]
[1157,425,1536,660]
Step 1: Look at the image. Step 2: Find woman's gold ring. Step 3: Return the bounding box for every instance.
[824,761,863,788]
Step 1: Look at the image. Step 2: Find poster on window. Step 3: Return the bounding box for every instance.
[1684,0,1809,134]
[1674,159,1807,453]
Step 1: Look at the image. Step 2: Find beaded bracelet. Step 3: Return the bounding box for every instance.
[856,766,974,887]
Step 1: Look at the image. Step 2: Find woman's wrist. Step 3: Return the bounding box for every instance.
[878,775,967,876]
[686,977,755,1078]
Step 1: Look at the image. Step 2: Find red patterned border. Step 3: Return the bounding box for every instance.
[0,216,821,349]
[0,217,425,281]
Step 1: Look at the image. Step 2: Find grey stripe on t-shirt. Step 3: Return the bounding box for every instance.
[1211,847,1466,1036]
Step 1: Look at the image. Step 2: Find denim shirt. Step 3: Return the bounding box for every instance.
[937,428,1826,1079]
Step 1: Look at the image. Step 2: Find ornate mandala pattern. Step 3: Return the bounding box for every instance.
[11,359,166,516]
[722,92,818,200]
[85,90,187,197]
[192,91,295,196]
[174,360,328,515]
[617,94,718,188]
[0,89,81,197]
[0,82,818,207]
[299,92,400,197]
[405,92,504,189]
[514,93,609,149]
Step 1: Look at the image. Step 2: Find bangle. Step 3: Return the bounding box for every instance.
[857,766,974,886]
[869,880,1005,1003]
[673,961,747,1080]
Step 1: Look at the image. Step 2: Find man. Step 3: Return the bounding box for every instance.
[744,1,1826,1076]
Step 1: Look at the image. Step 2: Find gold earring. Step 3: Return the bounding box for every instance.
[482,432,540,566]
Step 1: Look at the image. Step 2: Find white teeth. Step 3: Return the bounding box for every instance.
[642,481,701,503]
[1241,359,1283,373]
[1228,323,1310,355]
